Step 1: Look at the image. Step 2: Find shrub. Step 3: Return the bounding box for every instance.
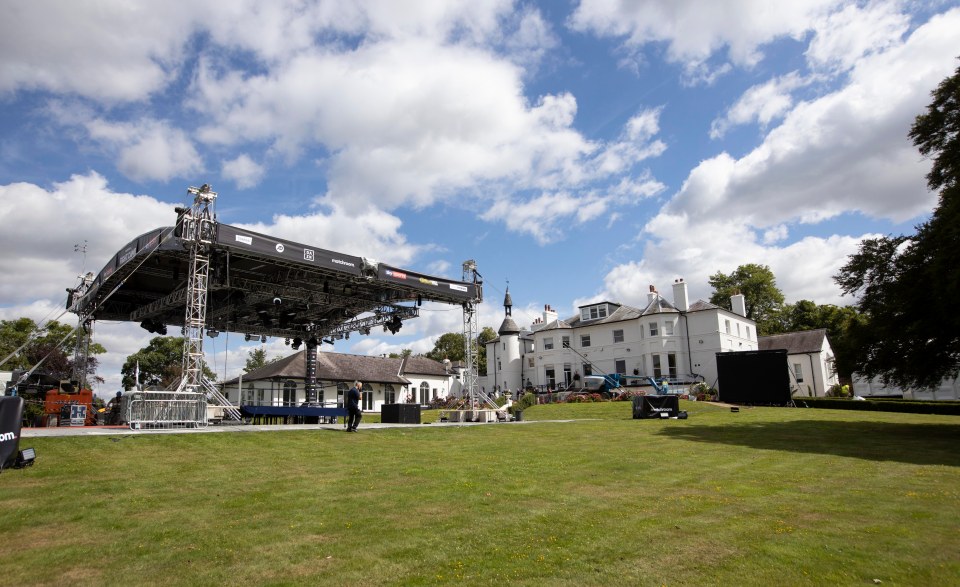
[826,384,851,398]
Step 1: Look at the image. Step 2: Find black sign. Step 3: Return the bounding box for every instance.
[217,224,363,276]
[377,264,476,301]
[0,396,24,472]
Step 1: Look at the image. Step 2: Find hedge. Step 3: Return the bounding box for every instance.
[794,397,960,416]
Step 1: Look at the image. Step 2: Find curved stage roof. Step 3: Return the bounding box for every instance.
[70,220,481,341]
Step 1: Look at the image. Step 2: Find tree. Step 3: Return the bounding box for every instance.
[425,333,466,363]
[0,317,105,384]
[835,62,960,389]
[477,326,497,376]
[772,300,866,382]
[120,336,216,390]
[708,264,785,335]
[243,347,280,373]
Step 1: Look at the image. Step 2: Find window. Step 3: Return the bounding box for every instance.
[283,380,297,406]
[563,364,572,387]
[725,319,731,334]
[257,388,265,406]
[667,353,677,378]
[794,363,804,383]
[583,363,592,377]
[545,367,556,388]
[649,322,658,336]
[580,306,609,321]
[615,359,626,375]
[613,329,624,343]
[664,322,674,336]
[528,357,535,368]
[362,383,374,411]
[337,382,349,407]
[384,384,396,404]
[420,381,430,404]
[746,325,751,340]
[497,360,501,371]
[562,335,570,348]
[652,355,663,379]
[502,342,505,350]
[581,334,591,347]
[544,337,554,350]
[737,323,741,337]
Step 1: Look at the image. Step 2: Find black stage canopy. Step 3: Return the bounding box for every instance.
[69,221,481,341]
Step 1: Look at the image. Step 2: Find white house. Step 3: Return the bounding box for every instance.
[758,329,839,397]
[852,373,959,401]
[221,351,454,412]
[484,279,759,394]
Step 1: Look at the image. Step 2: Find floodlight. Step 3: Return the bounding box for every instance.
[14,447,35,469]
[260,335,267,343]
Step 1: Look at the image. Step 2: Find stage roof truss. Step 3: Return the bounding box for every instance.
[69,212,481,342]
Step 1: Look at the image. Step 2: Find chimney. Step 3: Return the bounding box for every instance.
[543,304,557,325]
[647,284,658,305]
[731,292,746,317]
[672,278,688,312]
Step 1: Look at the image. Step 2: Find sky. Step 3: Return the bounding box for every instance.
[1,0,958,396]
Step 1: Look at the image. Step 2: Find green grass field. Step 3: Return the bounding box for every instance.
[2,401,958,586]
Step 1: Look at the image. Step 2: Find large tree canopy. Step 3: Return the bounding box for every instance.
[424,327,497,375]
[243,347,281,373]
[0,317,105,384]
[120,336,216,390]
[836,62,960,389]
[708,264,785,335]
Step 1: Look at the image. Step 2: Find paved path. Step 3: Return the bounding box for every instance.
[19,419,559,438]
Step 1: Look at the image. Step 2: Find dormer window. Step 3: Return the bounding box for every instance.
[580,304,610,321]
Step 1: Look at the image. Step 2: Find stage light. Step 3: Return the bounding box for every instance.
[14,447,35,469]
[285,338,290,346]
[260,335,267,343]
[344,332,349,339]
[273,296,282,305]
[207,329,219,338]
[291,337,302,350]
[244,334,252,342]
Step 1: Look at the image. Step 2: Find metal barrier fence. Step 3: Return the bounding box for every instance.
[127,391,208,429]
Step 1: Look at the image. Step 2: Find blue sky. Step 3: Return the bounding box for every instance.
[1,0,958,394]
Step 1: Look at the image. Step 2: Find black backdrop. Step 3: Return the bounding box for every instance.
[716,350,792,404]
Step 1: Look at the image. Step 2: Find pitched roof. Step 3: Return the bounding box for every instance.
[687,299,722,312]
[400,355,449,376]
[568,304,643,326]
[759,329,828,354]
[498,316,521,335]
[641,295,679,316]
[224,350,450,385]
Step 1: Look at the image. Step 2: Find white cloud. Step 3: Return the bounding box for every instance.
[222,154,266,189]
[0,1,191,101]
[569,0,840,79]
[82,118,204,182]
[710,72,808,138]
[0,173,179,304]
[806,0,910,73]
[668,9,960,228]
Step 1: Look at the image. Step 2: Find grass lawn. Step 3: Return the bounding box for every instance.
[1,401,958,586]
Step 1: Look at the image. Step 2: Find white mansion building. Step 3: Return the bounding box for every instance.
[484,279,759,394]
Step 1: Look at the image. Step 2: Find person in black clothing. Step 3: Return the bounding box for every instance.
[346,380,363,432]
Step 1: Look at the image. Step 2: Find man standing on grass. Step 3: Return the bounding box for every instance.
[346,381,362,432]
